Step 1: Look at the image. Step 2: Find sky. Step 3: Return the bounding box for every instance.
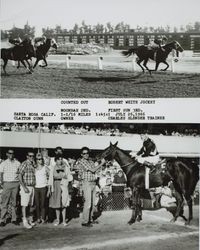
[1,0,200,36]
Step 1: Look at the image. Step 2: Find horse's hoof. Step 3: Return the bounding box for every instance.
[128,220,135,225]
[185,220,191,226]
[137,216,142,222]
[170,218,176,223]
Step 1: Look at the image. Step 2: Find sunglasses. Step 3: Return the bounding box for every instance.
[37,158,42,160]
[28,155,34,157]
[82,152,89,155]
[8,152,14,155]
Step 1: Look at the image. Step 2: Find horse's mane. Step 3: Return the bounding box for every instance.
[163,41,177,48]
[116,146,133,159]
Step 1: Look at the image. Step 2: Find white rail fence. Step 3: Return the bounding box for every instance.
[8,51,200,73]
[56,54,181,72]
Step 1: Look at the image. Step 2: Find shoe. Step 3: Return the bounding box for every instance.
[54,220,60,226]
[0,221,6,227]
[12,221,20,226]
[81,223,93,227]
[62,222,69,227]
[23,219,32,229]
[92,220,99,224]
[37,219,41,224]
[29,221,36,226]
[40,219,45,224]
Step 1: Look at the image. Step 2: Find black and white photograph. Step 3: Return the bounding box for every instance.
[0,122,199,249]
[1,0,200,98]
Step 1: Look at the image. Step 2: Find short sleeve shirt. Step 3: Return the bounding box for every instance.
[0,159,21,182]
[19,160,36,186]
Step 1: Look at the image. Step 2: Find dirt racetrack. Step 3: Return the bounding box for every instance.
[0,206,199,250]
[1,53,200,98]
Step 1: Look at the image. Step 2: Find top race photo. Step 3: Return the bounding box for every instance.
[1,0,200,98]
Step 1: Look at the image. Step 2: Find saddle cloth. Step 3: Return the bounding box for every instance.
[145,159,166,189]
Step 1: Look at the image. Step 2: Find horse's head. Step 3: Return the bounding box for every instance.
[51,38,58,50]
[96,142,118,162]
[173,41,184,52]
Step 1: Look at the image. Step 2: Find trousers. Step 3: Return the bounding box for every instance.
[0,182,19,222]
[82,181,96,224]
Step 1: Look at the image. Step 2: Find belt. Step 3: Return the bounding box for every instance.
[3,181,19,183]
[54,178,62,181]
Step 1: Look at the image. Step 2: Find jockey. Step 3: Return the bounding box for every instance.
[135,133,160,166]
[34,35,46,47]
[9,36,22,46]
[148,36,168,51]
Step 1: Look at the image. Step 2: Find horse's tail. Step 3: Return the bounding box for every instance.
[122,48,136,57]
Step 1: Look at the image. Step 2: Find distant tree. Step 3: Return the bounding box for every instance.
[173,26,178,33]
[194,21,200,31]
[106,22,113,33]
[72,23,79,34]
[55,25,62,34]
[8,22,35,39]
[180,25,185,32]
[42,27,55,37]
[81,20,88,33]
[186,23,194,32]
[165,25,171,32]
[1,30,9,40]
[24,22,35,38]
[95,23,104,33]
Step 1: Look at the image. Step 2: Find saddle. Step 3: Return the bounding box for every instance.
[143,159,166,174]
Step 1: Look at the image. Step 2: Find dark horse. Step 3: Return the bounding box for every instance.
[1,39,35,75]
[122,41,184,73]
[98,142,199,225]
[32,38,57,68]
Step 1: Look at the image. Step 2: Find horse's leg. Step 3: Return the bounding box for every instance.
[170,190,184,223]
[33,58,40,68]
[154,62,160,71]
[136,59,145,73]
[143,59,151,74]
[20,60,32,74]
[26,59,34,72]
[17,61,20,69]
[136,190,142,222]
[160,61,169,71]
[184,194,193,225]
[128,187,137,225]
[2,59,8,75]
[41,58,48,67]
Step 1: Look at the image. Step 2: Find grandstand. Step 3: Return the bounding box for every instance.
[55,32,200,51]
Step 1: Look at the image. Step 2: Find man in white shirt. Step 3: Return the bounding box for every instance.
[0,149,21,226]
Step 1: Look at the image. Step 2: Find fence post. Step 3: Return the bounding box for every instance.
[132,55,136,71]
[98,56,103,70]
[66,56,71,69]
[171,58,175,72]
[171,56,178,73]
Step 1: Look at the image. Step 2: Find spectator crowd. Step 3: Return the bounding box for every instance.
[0,123,199,137]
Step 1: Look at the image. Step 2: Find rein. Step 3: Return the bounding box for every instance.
[121,160,136,169]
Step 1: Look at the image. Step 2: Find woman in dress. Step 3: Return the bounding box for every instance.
[48,155,73,226]
[35,153,49,223]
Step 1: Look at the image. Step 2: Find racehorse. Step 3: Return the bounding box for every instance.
[1,39,35,75]
[122,41,184,73]
[97,142,199,225]
[32,38,57,68]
